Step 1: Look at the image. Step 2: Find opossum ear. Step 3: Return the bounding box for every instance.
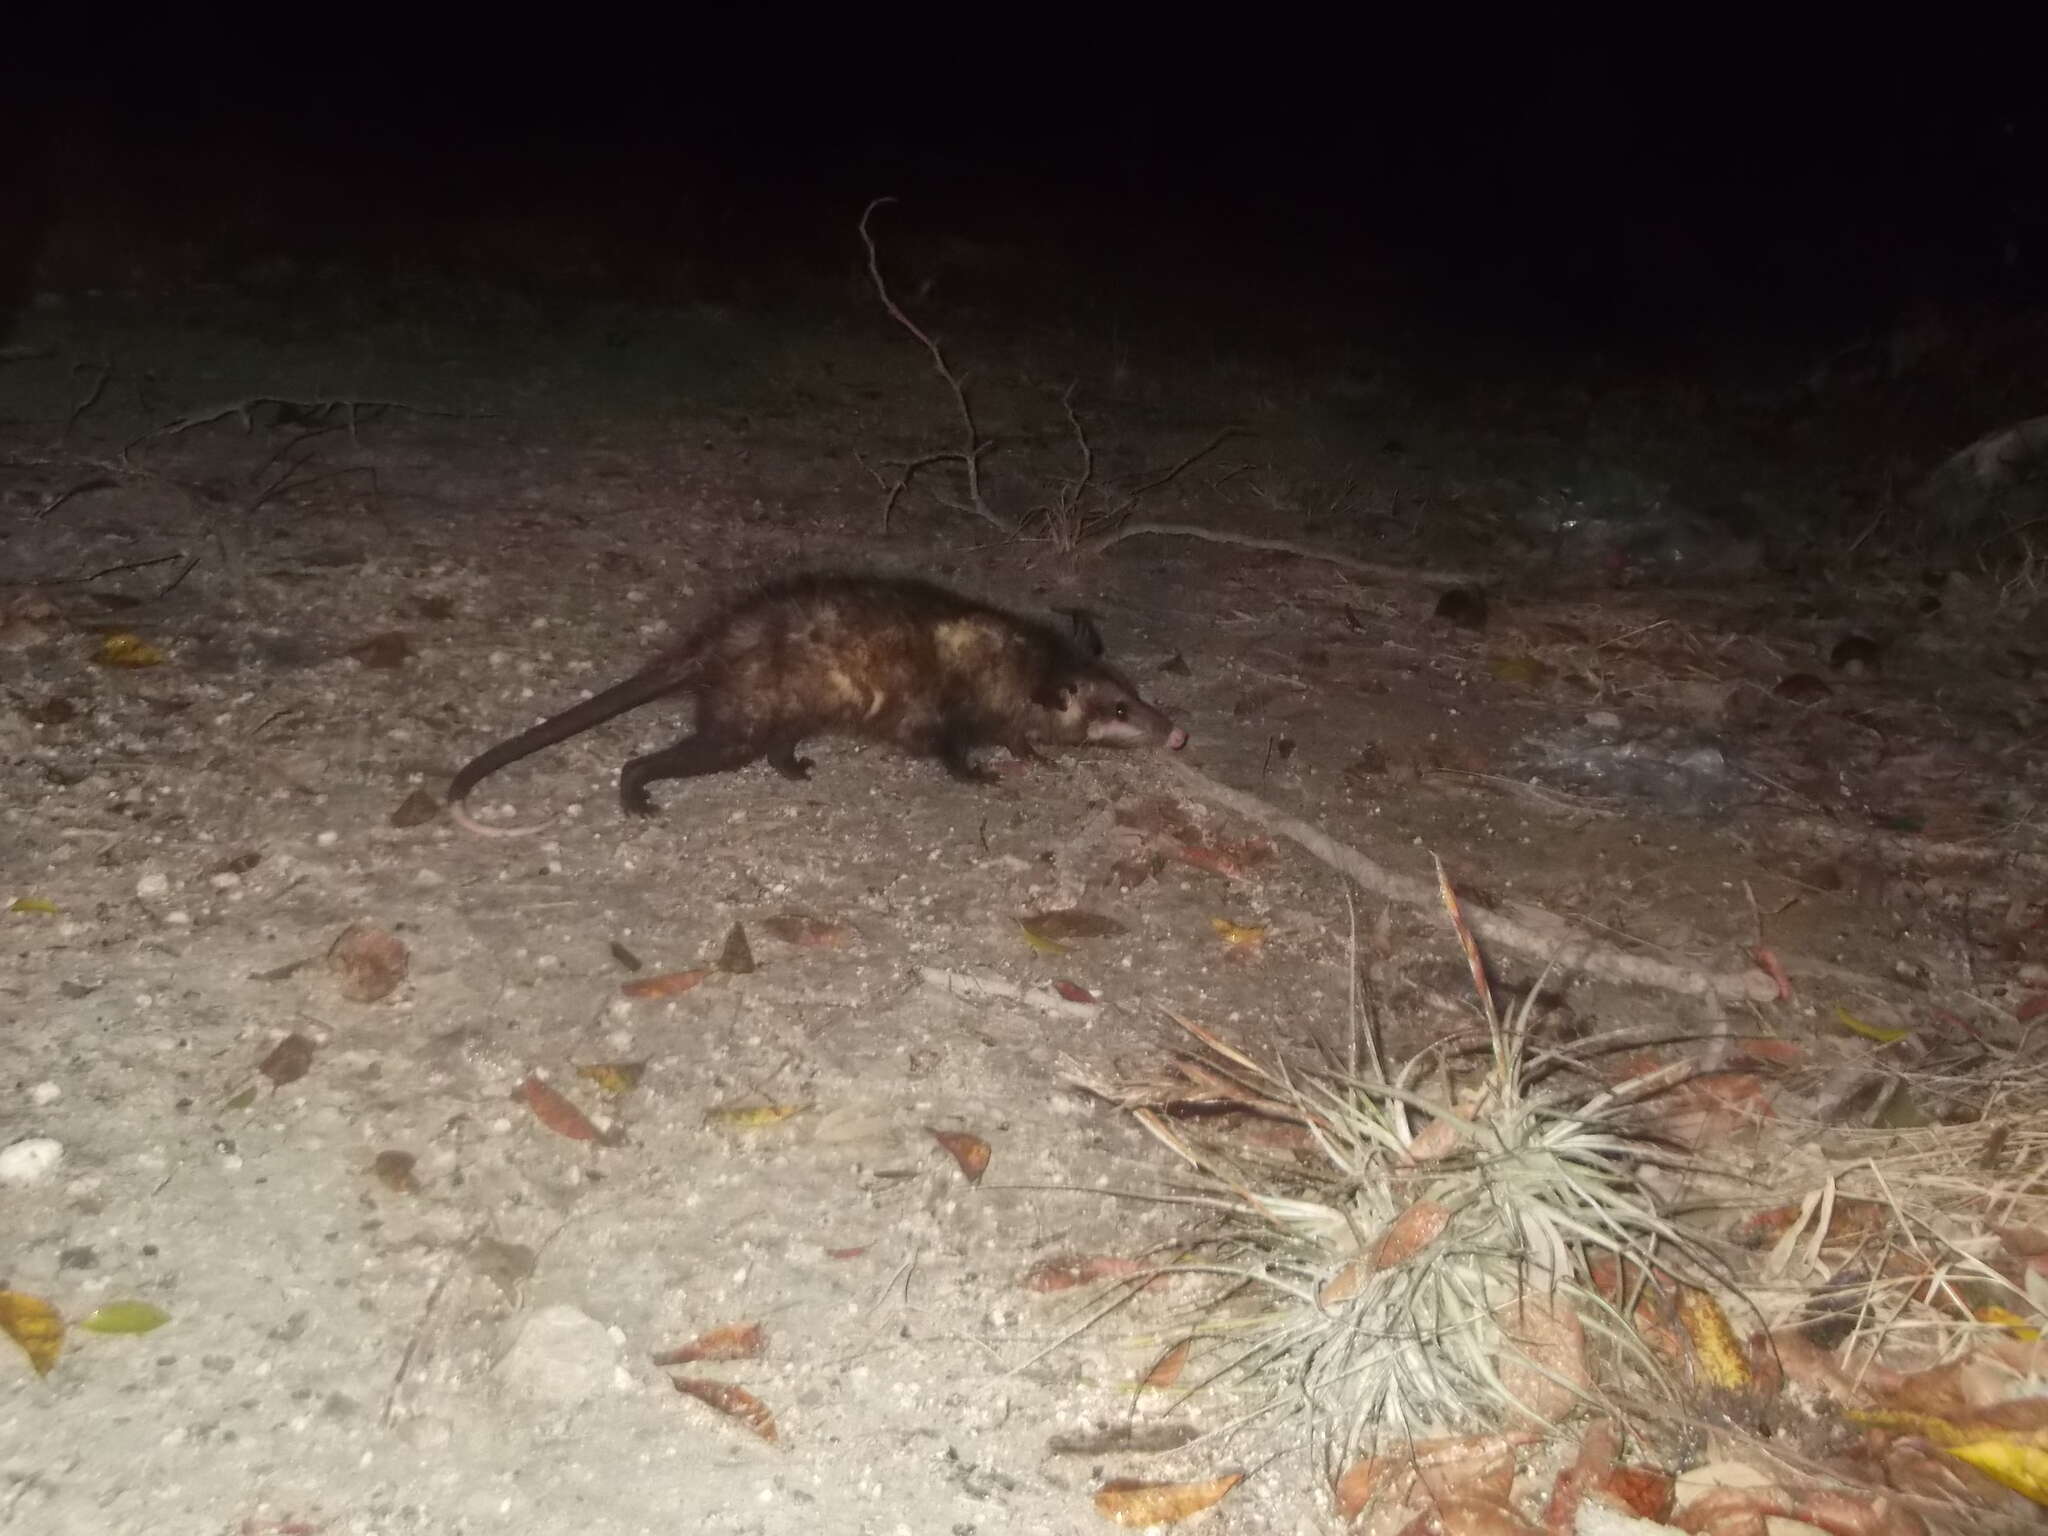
[1052,607,1106,658]
[1032,677,1076,712]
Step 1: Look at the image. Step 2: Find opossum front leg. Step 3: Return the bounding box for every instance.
[766,738,815,781]
[619,733,763,817]
[931,731,999,785]
[1003,737,1043,763]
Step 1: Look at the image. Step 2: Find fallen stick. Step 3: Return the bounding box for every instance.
[1164,758,1779,1004]
[1083,520,1480,587]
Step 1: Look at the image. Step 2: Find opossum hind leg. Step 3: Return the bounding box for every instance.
[619,733,763,817]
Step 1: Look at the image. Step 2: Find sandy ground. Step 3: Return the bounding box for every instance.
[4,290,2044,1534]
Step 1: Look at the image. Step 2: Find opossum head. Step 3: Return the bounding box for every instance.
[1036,663,1186,751]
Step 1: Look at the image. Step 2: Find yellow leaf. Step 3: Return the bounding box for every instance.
[1209,916,1266,947]
[7,897,58,915]
[1017,920,1068,956]
[0,1291,64,1376]
[94,632,166,667]
[1093,1472,1245,1526]
[1675,1285,1750,1390]
[78,1301,170,1335]
[1488,655,1547,685]
[1834,1005,1909,1044]
[1947,1437,2048,1505]
[1975,1305,2041,1342]
[705,1104,805,1130]
[576,1062,646,1095]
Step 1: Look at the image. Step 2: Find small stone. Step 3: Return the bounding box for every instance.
[0,1136,66,1185]
[496,1304,621,1406]
[135,872,170,900]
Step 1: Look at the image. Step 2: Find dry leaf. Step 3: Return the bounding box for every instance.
[8,896,58,915]
[94,631,166,667]
[758,914,853,948]
[1973,1305,2040,1342]
[1676,1485,1929,1536]
[1092,1472,1244,1526]
[347,631,413,669]
[621,968,709,999]
[258,1032,316,1086]
[1946,1435,2048,1504]
[705,1104,804,1129]
[327,924,409,1002]
[518,1074,612,1144]
[1335,1434,1537,1522]
[1734,1036,1807,1067]
[1048,1423,1201,1456]
[1498,1295,1589,1426]
[1024,1255,1149,1293]
[576,1062,646,1095]
[25,696,78,725]
[1321,1200,1452,1305]
[929,1128,991,1183]
[1596,1465,1675,1521]
[1676,1285,1751,1391]
[388,788,442,828]
[1018,922,1067,956]
[369,1150,420,1193]
[1113,796,1201,841]
[1835,1003,1910,1044]
[1141,1338,1192,1390]
[715,923,756,975]
[1175,839,1270,879]
[1052,980,1097,1004]
[77,1301,170,1336]
[608,940,644,971]
[1208,916,1266,947]
[1753,946,1793,1000]
[1019,909,1126,941]
[652,1321,765,1366]
[671,1376,779,1443]
[0,1290,63,1376]
[1542,1419,1617,1533]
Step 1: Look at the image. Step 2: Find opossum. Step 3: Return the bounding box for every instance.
[445,573,1187,836]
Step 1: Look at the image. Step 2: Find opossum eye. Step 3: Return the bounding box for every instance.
[1113,702,1129,719]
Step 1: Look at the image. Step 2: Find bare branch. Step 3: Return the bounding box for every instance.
[1085,520,1480,586]
[857,198,1006,532]
[1164,757,1779,1003]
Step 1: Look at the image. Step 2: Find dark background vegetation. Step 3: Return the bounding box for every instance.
[5,31,2045,555]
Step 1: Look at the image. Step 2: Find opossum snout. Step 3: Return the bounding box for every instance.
[1165,726,1188,751]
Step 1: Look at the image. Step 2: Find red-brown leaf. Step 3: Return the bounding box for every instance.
[671,1377,778,1443]
[928,1129,991,1183]
[621,968,709,999]
[518,1074,606,1143]
[651,1321,765,1366]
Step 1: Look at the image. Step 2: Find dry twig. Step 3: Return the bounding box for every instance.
[1086,520,1479,586]
[1165,758,1778,1003]
[857,198,1003,533]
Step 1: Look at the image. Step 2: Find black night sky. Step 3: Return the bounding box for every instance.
[7,30,2044,353]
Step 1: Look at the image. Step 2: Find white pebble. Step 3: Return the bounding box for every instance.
[30,1081,61,1106]
[0,1136,65,1185]
[315,831,339,848]
[135,872,170,899]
